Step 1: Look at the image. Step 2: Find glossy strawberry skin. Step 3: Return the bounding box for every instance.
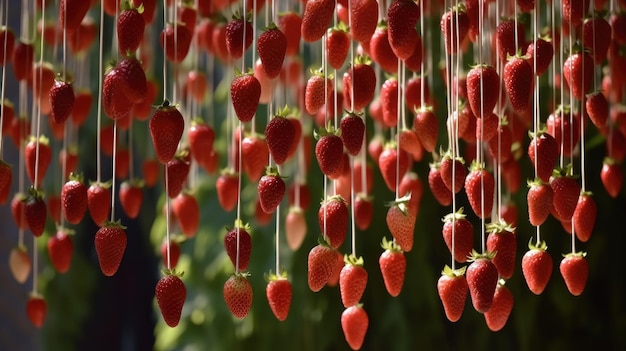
[466,65,500,118]
[316,134,344,178]
[503,56,533,112]
[224,274,253,319]
[560,254,589,296]
[257,26,287,79]
[465,167,495,219]
[231,74,261,122]
[155,274,186,327]
[550,175,580,222]
[339,263,368,308]
[486,230,517,280]
[94,224,127,276]
[265,116,295,165]
[25,191,47,237]
[442,216,474,264]
[301,0,335,43]
[258,172,286,214]
[484,284,514,331]
[307,243,338,292]
[318,196,349,249]
[466,257,498,313]
[47,230,73,273]
[117,7,145,54]
[341,305,369,350]
[522,248,553,295]
[527,182,554,226]
[573,193,596,242]
[49,80,75,124]
[266,278,292,321]
[149,102,185,164]
[225,18,254,59]
[379,248,406,297]
[437,271,468,322]
[340,113,365,156]
[224,227,251,272]
[61,178,88,225]
[87,183,111,226]
[528,132,559,183]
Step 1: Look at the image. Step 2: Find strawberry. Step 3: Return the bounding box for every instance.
[337,112,365,157]
[26,294,47,328]
[399,171,424,211]
[49,79,75,124]
[102,67,133,120]
[380,77,399,128]
[265,109,296,165]
[1,99,15,135]
[224,221,252,271]
[350,0,378,43]
[527,179,554,226]
[466,64,500,118]
[241,133,269,181]
[149,100,185,164]
[522,239,552,295]
[12,192,29,230]
[258,167,285,214]
[94,220,127,276]
[526,37,554,76]
[61,173,88,224]
[265,271,292,321]
[563,48,594,101]
[155,271,186,327]
[573,191,596,242]
[466,251,498,313]
[343,57,376,111]
[486,221,517,279]
[301,0,335,43]
[185,70,207,103]
[216,170,239,212]
[231,70,261,122]
[0,159,11,204]
[225,13,254,59]
[437,265,468,322]
[119,179,144,219]
[24,187,47,237]
[257,23,287,79]
[318,195,349,249]
[47,228,73,273]
[582,16,611,64]
[47,193,62,225]
[327,24,350,69]
[224,274,253,319]
[305,69,333,115]
[528,130,559,183]
[70,89,92,126]
[315,125,344,178]
[440,4,470,55]
[0,26,15,65]
[546,106,580,157]
[277,12,302,56]
[495,19,526,62]
[585,91,609,129]
[67,17,97,54]
[503,54,533,112]
[340,255,368,307]
[378,143,409,192]
[12,41,34,81]
[285,207,307,251]
[117,0,145,54]
[405,76,431,111]
[562,0,590,26]
[387,0,420,60]
[165,154,190,198]
[441,208,474,263]
[613,12,626,45]
[413,106,438,152]
[560,252,588,296]
[341,305,369,350]
[369,24,399,74]
[353,193,373,231]
[87,181,111,226]
[439,154,466,194]
[25,135,52,186]
[484,281,514,331]
[9,245,31,283]
[398,128,423,161]
[59,0,91,34]
[160,23,192,63]
[600,158,622,198]
[161,238,181,268]
[428,162,452,206]
[464,162,495,218]
[386,196,416,252]
[550,167,580,222]
[116,54,147,104]
[308,239,338,292]
[379,238,406,297]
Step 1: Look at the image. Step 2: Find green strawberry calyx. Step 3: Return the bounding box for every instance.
[89,179,112,189]
[122,177,145,189]
[102,219,127,230]
[67,172,84,183]
[344,253,364,267]
[381,236,403,253]
[309,67,333,80]
[468,160,487,173]
[121,0,144,13]
[28,134,50,146]
[316,235,334,248]
[527,177,549,188]
[264,269,288,282]
[314,122,340,140]
[562,251,587,259]
[603,156,620,166]
[442,207,467,223]
[55,226,76,236]
[274,104,292,118]
[229,219,251,233]
[485,219,515,235]
[441,264,467,277]
[26,186,45,200]
[552,163,576,178]
[467,249,496,262]
[162,268,185,278]
[386,193,412,214]
[527,238,548,251]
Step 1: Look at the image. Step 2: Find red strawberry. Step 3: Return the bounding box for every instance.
[225,14,253,59]
[285,206,307,251]
[486,221,517,279]
[350,0,378,43]
[341,305,369,350]
[301,0,335,43]
[318,195,349,249]
[369,24,399,74]
[47,229,73,273]
[150,100,185,164]
[386,196,416,252]
[340,112,365,156]
[387,0,420,60]
[12,41,34,81]
[528,131,559,183]
[464,162,495,218]
[546,106,580,157]
[231,70,261,122]
[160,23,192,62]
[187,119,216,168]
[343,57,376,111]
[500,201,519,228]
[378,143,410,192]
[47,193,61,225]
[12,192,29,230]
[0,26,15,65]
[161,238,181,268]
[600,158,622,198]
[613,12,626,45]
[258,167,285,214]
[428,162,452,206]
[61,173,88,224]
[582,16,611,64]
[466,251,498,313]
[327,250,345,287]
[69,89,92,126]
[49,79,75,124]
[327,24,350,69]
[119,179,143,219]
[308,239,338,292]
[155,271,186,327]
[563,48,594,101]
[165,154,190,198]
[495,19,526,62]
[224,274,253,318]
[573,191,596,242]
[340,255,368,307]
[116,55,147,104]
[466,64,500,118]
[437,265,468,322]
[484,281,514,331]
[277,12,301,57]
[305,69,333,115]
[585,91,609,129]
[526,37,554,76]
[522,239,553,295]
[560,252,588,296]
[353,193,373,231]
[315,126,344,178]
[241,133,269,181]
[440,5,470,55]
[405,76,431,111]
[503,54,533,112]
[59,0,91,33]
[562,0,591,26]
[441,208,474,263]
[25,136,52,186]
[379,237,406,297]
[257,23,287,79]
[439,154,466,194]
[24,187,47,237]
[380,77,399,128]
[117,1,145,54]
[399,171,424,211]
[26,294,46,328]
[265,271,292,321]
[216,170,239,212]
[94,220,127,276]
[0,159,12,204]
[413,106,438,152]
[88,181,111,226]
[550,168,580,222]
[398,128,423,161]
[224,221,252,272]
[9,245,31,284]
[265,111,296,165]
[185,70,207,103]
[527,179,553,226]
[102,67,133,120]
